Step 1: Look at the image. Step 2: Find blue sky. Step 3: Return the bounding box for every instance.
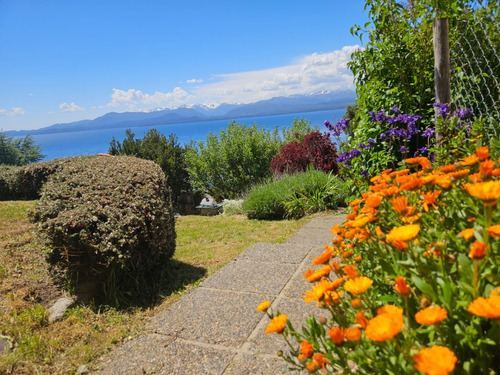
[0,1,369,131]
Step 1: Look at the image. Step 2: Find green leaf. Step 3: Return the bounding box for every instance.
[412,276,437,299]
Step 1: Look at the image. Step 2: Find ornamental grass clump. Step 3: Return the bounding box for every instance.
[258,146,499,374]
[30,155,176,306]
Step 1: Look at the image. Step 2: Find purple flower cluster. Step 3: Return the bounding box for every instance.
[325,118,350,137]
[434,102,450,117]
[337,149,361,166]
[422,127,435,138]
[377,113,422,141]
[453,108,473,120]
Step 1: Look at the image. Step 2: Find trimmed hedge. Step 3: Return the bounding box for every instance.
[29,155,176,305]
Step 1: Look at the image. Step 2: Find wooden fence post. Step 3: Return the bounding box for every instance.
[433,17,451,140]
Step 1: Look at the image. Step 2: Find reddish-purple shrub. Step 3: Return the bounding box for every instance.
[271,131,339,175]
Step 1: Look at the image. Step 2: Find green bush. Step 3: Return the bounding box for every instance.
[29,155,176,306]
[0,132,44,166]
[221,199,244,216]
[243,170,348,220]
[185,121,282,200]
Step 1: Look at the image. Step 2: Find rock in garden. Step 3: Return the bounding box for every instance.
[48,296,76,323]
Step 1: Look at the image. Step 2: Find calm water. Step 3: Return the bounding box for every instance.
[29,109,346,161]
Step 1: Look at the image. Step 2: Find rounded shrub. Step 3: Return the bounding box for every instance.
[29,155,176,305]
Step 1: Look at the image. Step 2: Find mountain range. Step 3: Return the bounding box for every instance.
[7,91,356,136]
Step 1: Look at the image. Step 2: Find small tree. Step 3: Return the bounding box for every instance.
[185,121,281,200]
[109,129,190,208]
[270,131,339,175]
[0,132,44,166]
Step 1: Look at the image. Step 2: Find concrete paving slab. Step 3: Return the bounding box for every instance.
[247,297,325,355]
[284,228,333,247]
[93,333,176,375]
[149,287,274,348]
[223,353,306,375]
[300,215,345,231]
[235,243,311,264]
[200,259,297,295]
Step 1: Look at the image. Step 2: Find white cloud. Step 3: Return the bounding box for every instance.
[108,87,193,109]
[59,102,85,112]
[104,46,360,111]
[0,107,26,116]
[192,45,360,104]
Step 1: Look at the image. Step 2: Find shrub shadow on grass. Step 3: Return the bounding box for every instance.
[157,259,207,299]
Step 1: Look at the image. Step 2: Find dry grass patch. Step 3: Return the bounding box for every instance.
[0,201,312,374]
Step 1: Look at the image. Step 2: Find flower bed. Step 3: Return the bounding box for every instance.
[259,147,499,374]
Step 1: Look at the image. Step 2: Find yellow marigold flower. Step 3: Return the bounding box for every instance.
[413,345,457,375]
[265,314,288,334]
[394,276,413,296]
[328,326,345,345]
[312,246,334,265]
[458,228,475,240]
[386,224,420,243]
[365,305,404,341]
[347,214,371,228]
[469,240,487,259]
[460,153,479,166]
[489,224,500,237]
[306,264,332,283]
[256,301,271,312]
[476,146,489,160]
[415,306,448,325]
[344,276,373,295]
[300,340,314,358]
[467,295,500,319]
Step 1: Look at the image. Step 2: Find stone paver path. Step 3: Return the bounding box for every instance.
[94,215,344,375]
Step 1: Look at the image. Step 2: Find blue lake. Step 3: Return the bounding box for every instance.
[29,108,346,161]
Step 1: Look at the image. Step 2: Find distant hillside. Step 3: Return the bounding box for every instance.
[7,91,355,136]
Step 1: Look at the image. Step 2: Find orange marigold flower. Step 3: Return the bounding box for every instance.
[312,246,334,265]
[324,290,343,306]
[476,146,489,160]
[265,314,288,334]
[304,279,340,304]
[355,310,369,329]
[331,224,343,236]
[348,215,371,228]
[419,157,432,170]
[434,175,451,189]
[328,326,345,345]
[365,305,404,341]
[342,264,359,279]
[390,239,409,251]
[306,361,319,372]
[380,185,400,197]
[447,169,470,179]
[402,213,422,223]
[351,298,362,309]
[422,190,441,212]
[492,168,500,177]
[331,260,341,271]
[480,160,495,176]
[312,353,329,372]
[303,269,315,280]
[439,164,456,173]
[364,194,383,208]
[468,172,482,183]
[344,276,373,295]
[413,345,457,375]
[394,276,413,296]
[489,224,500,237]
[467,294,500,319]
[345,212,357,220]
[375,226,385,237]
[386,224,420,243]
[354,255,362,262]
[300,340,314,358]
[349,199,362,207]
[460,153,479,166]
[256,301,271,312]
[458,228,475,240]
[469,240,487,259]
[415,306,448,325]
[390,195,410,214]
[306,264,332,283]
[345,327,361,341]
[405,157,422,165]
[342,250,353,258]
